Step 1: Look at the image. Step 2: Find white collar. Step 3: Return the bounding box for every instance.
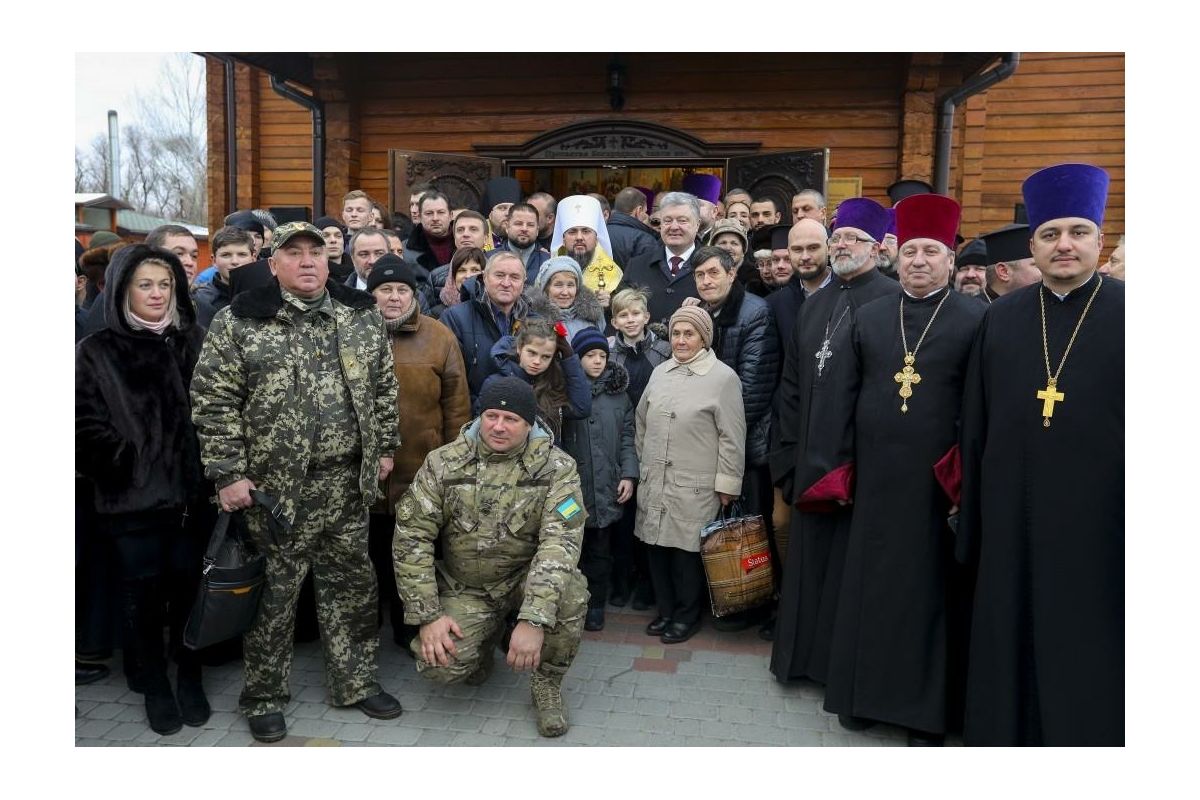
[902,286,947,300]
[665,243,696,264]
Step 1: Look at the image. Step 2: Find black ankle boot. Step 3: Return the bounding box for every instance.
[144,675,182,735]
[176,666,211,727]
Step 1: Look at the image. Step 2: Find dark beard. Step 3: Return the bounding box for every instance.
[570,248,595,270]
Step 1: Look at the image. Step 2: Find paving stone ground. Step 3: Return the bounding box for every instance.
[76,603,944,747]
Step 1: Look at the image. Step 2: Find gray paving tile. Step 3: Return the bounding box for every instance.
[450,733,509,746]
[776,711,831,732]
[416,730,457,746]
[290,701,329,719]
[75,718,119,738]
[365,726,422,745]
[669,701,720,720]
[288,717,343,738]
[191,729,229,746]
[85,702,126,721]
[480,717,510,736]
[106,722,147,742]
[215,729,255,747]
[785,728,825,746]
[332,723,373,742]
[448,714,485,733]
[75,738,111,747]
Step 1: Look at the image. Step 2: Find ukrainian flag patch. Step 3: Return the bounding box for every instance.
[555,497,582,521]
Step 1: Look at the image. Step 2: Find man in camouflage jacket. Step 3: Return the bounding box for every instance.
[191,221,403,743]
[394,376,588,737]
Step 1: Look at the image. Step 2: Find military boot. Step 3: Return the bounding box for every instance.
[530,671,569,737]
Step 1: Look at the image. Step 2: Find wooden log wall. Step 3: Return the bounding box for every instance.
[212,52,1123,255]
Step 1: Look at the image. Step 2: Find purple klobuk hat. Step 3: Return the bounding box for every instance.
[682,174,722,204]
[1021,163,1109,233]
[832,198,890,242]
[886,208,897,236]
[634,186,656,209]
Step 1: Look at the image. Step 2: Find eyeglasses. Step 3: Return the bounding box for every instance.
[828,233,875,247]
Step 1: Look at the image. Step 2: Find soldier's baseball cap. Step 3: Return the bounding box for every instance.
[271,221,326,249]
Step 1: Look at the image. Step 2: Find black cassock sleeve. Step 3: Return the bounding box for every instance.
[955,310,990,566]
[768,307,806,501]
[793,318,860,512]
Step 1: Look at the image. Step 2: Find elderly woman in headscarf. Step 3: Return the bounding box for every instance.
[634,306,745,645]
[75,244,213,736]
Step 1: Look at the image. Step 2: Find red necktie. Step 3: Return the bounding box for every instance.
[669,256,683,277]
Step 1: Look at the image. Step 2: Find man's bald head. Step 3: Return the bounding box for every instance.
[788,218,830,283]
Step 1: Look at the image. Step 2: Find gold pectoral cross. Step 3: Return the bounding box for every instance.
[1036,378,1065,428]
[894,354,921,413]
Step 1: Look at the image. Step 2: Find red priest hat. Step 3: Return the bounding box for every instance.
[894,193,961,249]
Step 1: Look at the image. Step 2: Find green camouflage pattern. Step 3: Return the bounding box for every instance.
[190,287,400,524]
[407,578,585,686]
[393,419,589,630]
[239,466,381,717]
[271,220,326,250]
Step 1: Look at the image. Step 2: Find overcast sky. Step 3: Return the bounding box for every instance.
[74,52,199,152]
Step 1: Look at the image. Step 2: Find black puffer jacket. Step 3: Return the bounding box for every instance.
[607,328,673,408]
[708,281,780,467]
[560,362,638,529]
[75,244,208,516]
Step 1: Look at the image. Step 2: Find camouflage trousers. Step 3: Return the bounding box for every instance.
[240,465,381,717]
[412,569,588,684]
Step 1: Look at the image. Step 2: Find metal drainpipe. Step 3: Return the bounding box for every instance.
[270,75,325,219]
[198,53,238,216]
[934,53,1020,194]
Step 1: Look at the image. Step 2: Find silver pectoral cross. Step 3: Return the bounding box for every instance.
[815,339,833,377]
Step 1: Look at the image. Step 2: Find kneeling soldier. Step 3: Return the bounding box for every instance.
[394,376,588,736]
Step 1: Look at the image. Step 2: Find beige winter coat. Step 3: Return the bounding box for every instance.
[634,347,746,552]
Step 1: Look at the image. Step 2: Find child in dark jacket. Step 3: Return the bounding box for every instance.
[604,287,671,608]
[607,287,673,408]
[561,328,638,631]
[479,317,591,444]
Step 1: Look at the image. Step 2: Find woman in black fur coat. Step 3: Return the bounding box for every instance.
[75,244,212,735]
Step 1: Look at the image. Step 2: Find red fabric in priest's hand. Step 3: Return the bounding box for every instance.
[933,444,962,506]
[795,462,855,513]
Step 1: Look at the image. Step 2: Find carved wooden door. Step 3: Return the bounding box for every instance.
[389,151,503,220]
[726,149,829,224]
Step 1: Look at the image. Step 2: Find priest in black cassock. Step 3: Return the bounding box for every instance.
[768,198,900,687]
[818,193,984,746]
[958,163,1124,746]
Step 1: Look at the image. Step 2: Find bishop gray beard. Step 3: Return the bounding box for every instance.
[570,248,595,270]
[831,250,873,277]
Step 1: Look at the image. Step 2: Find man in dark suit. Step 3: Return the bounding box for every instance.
[621,191,703,325]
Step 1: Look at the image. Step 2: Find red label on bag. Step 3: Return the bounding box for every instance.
[742,553,770,572]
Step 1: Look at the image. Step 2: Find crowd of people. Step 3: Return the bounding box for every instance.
[75,164,1123,746]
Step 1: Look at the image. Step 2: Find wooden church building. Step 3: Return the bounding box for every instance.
[202,52,1124,250]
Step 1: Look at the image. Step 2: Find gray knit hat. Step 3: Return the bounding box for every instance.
[534,256,583,293]
[669,306,714,349]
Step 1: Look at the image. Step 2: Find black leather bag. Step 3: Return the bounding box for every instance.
[183,490,289,650]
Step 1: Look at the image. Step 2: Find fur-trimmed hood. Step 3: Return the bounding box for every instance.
[102,243,197,337]
[525,284,605,327]
[591,361,630,397]
[229,275,377,319]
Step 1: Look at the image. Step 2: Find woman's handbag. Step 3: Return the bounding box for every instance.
[183,489,289,650]
[699,502,774,617]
